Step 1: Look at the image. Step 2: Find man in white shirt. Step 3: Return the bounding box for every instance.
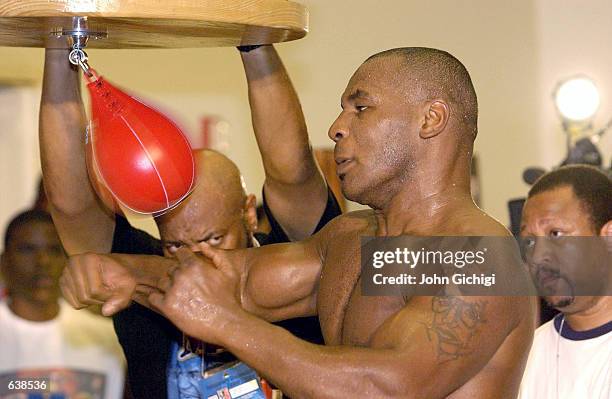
[519,165,612,399]
[0,209,124,399]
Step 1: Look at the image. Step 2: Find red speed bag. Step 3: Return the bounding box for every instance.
[85,124,120,215]
[86,75,195,214]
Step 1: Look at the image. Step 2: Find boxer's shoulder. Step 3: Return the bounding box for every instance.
[446,206,511,237]
[321,209,376,235]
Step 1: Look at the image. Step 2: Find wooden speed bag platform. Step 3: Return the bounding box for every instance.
[0,0,308,48]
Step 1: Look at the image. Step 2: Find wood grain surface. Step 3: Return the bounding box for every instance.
[0,0,308,48]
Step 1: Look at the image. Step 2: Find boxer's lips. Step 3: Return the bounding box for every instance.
[335,157,354,176]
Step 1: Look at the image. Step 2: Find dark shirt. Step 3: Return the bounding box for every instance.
[111,188,341,399]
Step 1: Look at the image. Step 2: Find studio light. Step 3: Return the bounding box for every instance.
[554,76,600,122]
[552,76,608,168]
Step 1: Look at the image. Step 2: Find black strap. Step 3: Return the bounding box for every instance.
[237,44,263,53]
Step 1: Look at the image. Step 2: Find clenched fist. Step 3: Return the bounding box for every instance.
[60,253,137,316]
[149,245,246,345]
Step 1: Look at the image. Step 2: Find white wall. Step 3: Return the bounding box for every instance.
[0,0,609,233]
[0,85,41,249]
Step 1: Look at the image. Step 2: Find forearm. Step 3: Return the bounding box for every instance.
[40,49,94,214]
[40,49,117,255]
[241,45,328,239]
[241,45,318,185]
[217,311,410,399]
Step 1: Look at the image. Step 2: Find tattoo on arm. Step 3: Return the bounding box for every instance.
[422,297,488,363]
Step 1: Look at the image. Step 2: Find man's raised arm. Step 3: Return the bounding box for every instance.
[40,48,115,255]
[241,45,328,241]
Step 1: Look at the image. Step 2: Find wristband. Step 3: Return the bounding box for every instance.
[237,44,263,53]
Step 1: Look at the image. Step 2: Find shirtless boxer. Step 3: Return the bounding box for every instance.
[63,47,536,398]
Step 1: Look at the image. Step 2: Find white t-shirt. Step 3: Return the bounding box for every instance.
[519,314,612,399]
[0,300,125,399]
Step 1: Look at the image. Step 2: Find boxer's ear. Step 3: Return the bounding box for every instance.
[243,194,258,233]
[419,100,449,139]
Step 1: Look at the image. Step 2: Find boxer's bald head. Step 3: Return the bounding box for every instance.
[366,47,478,140]
[191,150,248,214]
[156,149,257,255]
[329,47,478,209]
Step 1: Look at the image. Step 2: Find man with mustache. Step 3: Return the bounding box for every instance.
[519,165,612,398]
[63,47,536,398]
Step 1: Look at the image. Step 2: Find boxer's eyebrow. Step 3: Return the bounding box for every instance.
[162,232,214,246]
[198,232,216,242]
[348,89,372,101]
[342,89,374,109]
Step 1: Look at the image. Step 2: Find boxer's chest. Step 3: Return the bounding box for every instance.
[317,225,405,347]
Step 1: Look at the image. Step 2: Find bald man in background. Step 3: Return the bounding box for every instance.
[62,47,536,398]
[41,44,341,398]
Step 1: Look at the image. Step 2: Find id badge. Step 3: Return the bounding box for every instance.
[200,361,266,399]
